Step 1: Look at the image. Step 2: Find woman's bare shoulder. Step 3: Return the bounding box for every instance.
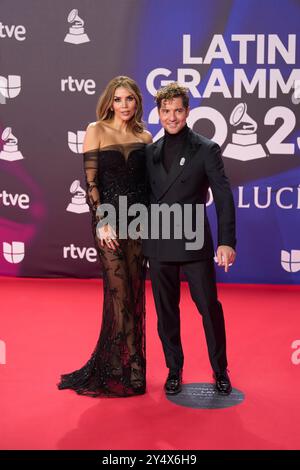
[140,129,153,144]
[83,121,104,151]
[86,120,106,133]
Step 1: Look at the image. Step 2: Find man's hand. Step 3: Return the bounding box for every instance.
[216,245,236,273]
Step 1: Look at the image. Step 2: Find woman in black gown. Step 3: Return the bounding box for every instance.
[58,76,152,397]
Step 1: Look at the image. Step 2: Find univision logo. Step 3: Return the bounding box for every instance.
[281,250,300,273]
[68,130,86,153]
[2,242,25,264]
[0,75,21,103]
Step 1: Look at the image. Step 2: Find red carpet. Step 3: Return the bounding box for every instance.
[0,277,299,450]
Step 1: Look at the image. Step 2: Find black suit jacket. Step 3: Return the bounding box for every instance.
[142,128,236,262]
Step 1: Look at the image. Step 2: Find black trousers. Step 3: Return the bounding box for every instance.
[149,257,228,374]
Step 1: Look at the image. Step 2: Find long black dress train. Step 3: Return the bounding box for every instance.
[58,142,148,397]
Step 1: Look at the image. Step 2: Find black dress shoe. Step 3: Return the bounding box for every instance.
[164,369,182,395]
[213,370,232,395]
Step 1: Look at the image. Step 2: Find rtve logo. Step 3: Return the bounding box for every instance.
[0,190,30,209]
[0,340,6,365]
[2,242,25,264]
[61,76,96,95]
[63,244,98,263]
[0,22,26,41]
[281,250,300,273]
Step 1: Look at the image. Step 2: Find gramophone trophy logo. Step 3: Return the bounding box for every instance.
[0,127,24,161]
[223,103,266,161]
[64,9,90,44]
[66,180,89,213]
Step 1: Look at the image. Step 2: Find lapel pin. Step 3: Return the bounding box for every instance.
[180,157,185,166]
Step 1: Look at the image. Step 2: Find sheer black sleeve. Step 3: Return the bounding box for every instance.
[83,149,101,215]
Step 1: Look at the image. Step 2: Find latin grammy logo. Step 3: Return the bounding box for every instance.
[66,180,89,213]
[0,127,24,161]
[223,103,266,161]
[64,9,90,44]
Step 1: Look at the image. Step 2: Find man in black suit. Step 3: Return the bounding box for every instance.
[143,83,236,395]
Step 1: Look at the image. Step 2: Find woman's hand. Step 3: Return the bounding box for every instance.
[97,223,119,250]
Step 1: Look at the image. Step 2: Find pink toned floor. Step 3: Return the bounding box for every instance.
[0,277,299,450]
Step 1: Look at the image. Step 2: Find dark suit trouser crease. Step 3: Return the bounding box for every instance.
[149,257,228,374]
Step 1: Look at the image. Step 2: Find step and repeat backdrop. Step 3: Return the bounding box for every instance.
[0,0,300,283]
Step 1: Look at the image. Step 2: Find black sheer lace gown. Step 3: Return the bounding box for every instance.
[58,142,148,397]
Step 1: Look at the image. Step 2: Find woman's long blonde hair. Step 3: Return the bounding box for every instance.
[96,76,145,134]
